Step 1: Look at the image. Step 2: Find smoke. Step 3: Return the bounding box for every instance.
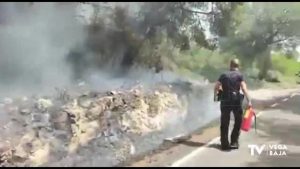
[0,3,224,166]
[0,2,85,97]
[0,1,217,121]
[162,83,220,136]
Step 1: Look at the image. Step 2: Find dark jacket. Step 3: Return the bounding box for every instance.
[218,70,244,105]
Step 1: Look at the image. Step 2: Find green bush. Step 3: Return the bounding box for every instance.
[200,64,226,82]
[272,52,300,77]
[174,46,232,79]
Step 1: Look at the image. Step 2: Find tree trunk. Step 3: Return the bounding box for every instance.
[257,48,272,80]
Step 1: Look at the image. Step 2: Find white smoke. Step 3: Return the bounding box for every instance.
[0,2,85,97]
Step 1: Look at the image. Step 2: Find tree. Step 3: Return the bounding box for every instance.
[68,2,220,78]
[218,2,300,80]
[70,2,300,81]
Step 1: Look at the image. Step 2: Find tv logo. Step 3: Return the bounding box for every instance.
[248,144,287,156]
[248,144,266,156]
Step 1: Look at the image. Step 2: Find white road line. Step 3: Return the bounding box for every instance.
[270,103,278,107]
[171,137,220,167]
[282,98,289,102]
[290,93,299,98]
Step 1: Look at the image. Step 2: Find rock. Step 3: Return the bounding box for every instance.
[12,146,28,161]
[54,131,70,141]
[265,70,280,82]
[112,96,124,106]
[20,109,31,115]
[19,132,35,143]
[0,151,12,165]
[86,105,104,120]
[164,134,191,143]
[78,95,93,108]
[0,142,12,164]
[31,113,44,123]
[0,81,189,166]
[68,138,80,154]
[130,144,135,155]
[21,142,34,154]
[132,89,141,97]
[107,91,117,96]
[96,97,113,109]
[50,111,71,131]
[53,122,71,131]
[50,111,69,123]
[78,132,93,146]
[29,143,50,167]
[36,99,53,110]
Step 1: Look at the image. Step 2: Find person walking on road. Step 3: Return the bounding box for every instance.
[214,58,252,151]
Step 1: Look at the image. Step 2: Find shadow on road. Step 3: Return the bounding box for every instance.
[207,143,226,152]
[179,141,206,147]
[207,143,221,150]
[206,143,239,152]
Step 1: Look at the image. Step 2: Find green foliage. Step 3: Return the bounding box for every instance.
[218,2,300,80]
[272,52,300,77]
[200,65,225,82]
[172,46,233,81]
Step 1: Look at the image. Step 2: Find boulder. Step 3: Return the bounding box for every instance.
[29,143,50,167]
[265,70,281,83]
[0,142,12,164]
[20,109,31,115]
[36,99,53,111]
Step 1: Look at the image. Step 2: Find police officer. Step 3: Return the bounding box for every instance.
[214,58,252,150]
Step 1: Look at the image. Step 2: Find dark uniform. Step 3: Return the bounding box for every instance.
[218,70,244,148]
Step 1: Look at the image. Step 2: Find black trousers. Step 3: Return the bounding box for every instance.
[220,101,243,146]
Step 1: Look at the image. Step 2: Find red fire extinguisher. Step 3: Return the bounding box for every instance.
[241,106,257,132]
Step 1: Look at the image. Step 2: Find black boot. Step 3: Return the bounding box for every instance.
[221,145,231,151]
[230,141,239,149]
[221,142,231,151]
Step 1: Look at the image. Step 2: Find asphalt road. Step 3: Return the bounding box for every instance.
[171,92,300,167]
